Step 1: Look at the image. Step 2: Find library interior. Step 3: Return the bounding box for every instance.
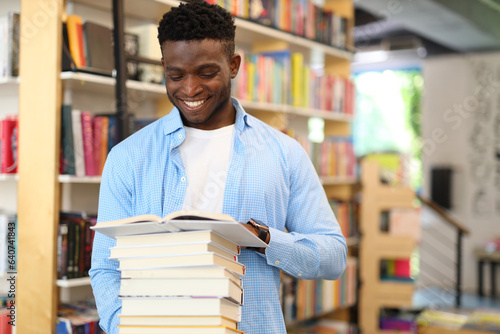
[1,0,500,333]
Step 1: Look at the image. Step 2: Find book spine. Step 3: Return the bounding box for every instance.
[66,15,84,68]
[92,116,103,176]
[8,12,20,77]
[71,110,85,176]
[61,105,76,175]
[81,111,96,176]
[57,223,69,279]
[0,117,18,174]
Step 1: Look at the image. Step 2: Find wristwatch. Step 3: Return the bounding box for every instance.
[246,218,270,252]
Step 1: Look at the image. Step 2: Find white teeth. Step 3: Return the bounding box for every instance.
[184,99,206,108]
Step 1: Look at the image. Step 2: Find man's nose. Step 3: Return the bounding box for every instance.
[184,75,203,96]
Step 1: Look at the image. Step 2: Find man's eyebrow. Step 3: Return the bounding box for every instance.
[164,63,221,72]
[197,63,220,70]
[165,65,182,72]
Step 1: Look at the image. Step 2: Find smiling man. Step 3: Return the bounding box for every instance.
[89,1,347,333]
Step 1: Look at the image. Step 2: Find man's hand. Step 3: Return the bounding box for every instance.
[241,222,270,254]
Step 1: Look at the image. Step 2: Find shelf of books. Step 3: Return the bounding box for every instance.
[358,158,420,334]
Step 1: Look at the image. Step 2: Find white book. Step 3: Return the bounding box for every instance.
[120,266,242,284]
[110,241,238,261]
[115,230,240,255]
[118,325,243,334]
[120,296,241,322]
[117,252,245,276]
[71,109,85,176]
[119,277,243,304]
[118,315,237,328]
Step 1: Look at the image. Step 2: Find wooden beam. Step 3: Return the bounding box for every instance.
[17,0,63,332]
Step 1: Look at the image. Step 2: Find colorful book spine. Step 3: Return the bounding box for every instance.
[66,14,86,68]
[0,116,18,174]
[81,111,97,176]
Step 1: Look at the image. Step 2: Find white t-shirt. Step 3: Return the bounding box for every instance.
[179,124,235,213]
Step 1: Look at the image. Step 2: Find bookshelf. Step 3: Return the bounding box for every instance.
[358,159,417,334]
[7,0,357,333]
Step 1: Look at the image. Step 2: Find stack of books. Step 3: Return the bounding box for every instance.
[92,211,268,334]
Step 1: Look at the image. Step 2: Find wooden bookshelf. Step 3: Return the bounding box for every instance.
[358,159,417,334]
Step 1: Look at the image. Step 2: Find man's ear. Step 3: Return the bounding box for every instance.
[230,53,241,79]
[161,57,165,69]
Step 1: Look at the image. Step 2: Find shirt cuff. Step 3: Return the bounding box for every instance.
[261,227,305,278]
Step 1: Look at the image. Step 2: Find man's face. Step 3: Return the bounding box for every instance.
[161,39,241,130]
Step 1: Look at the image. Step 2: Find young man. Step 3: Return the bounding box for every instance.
[89,1,347,333]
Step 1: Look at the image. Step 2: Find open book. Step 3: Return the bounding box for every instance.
[91,210,268,248]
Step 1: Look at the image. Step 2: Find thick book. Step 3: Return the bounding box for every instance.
[110,241,238,261]
[66,14,86,68]
[115,230,240,255]
[92,210,267,248]
[71,109,85,176]
[0,116,18,174]
[117,325,243,334]
[83,21,114,73]
[81,111,97,176]
[120,297,241,321]
[0,12,19,78]
[117,252,245,276]
[118,315,237,328]
[120,267,242,284]
[119,277,242,304]
[60,105,75,175]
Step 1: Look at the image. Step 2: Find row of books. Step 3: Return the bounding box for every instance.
[232,50,355,115]
[0,12,19,78]
[282,258,357,324]
[63,15,163,84]
[291,134,357,179]
[57,212,97,280]
[380,258,413,282]
[329,200,358,239]
[0,116,18,174]
[60,105,119,176]
[208,0,349,49]
[57,302,103,334]
[0,213,16,275]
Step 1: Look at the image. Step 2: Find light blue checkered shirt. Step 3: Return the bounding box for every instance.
[89,98,347,334]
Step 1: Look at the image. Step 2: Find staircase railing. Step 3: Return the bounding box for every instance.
[417,194,470,307]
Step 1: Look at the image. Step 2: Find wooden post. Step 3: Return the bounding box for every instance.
[17,0,63,332]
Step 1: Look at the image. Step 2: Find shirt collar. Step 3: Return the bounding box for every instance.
[162,97,252,136]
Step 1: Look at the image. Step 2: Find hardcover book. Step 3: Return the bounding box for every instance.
[115,230,240,255]
[119,277,243,304]
[120,297,241,322]
[118,315,237,328]
[117,252,245,276]
[117,325,243,334]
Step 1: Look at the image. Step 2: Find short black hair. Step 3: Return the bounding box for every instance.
[157,0,236,60]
